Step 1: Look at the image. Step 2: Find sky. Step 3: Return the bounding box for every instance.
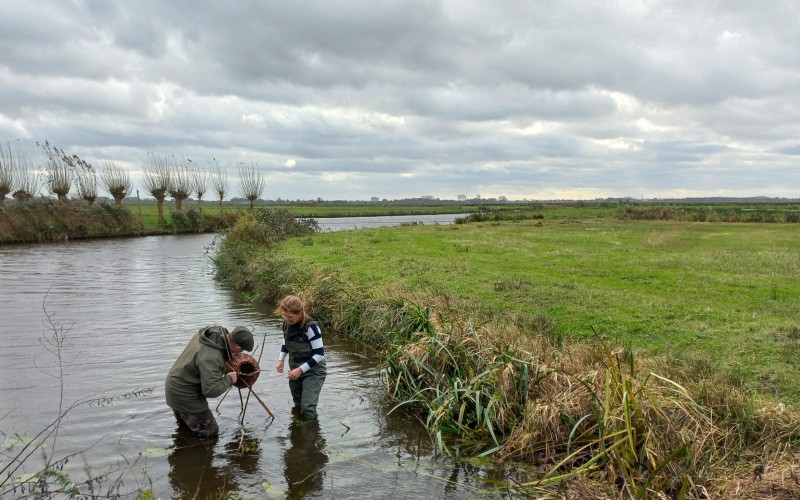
[1,0,799,202]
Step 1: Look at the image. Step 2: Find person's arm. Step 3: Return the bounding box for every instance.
[199,356,233,397]
[276,342,288,373]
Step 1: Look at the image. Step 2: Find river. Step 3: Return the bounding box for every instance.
[0,215,523,499]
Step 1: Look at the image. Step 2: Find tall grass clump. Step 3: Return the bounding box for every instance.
[0,198,140,243]
[455,212,545,224]
[618,203,800,223]
[212,208,319,296]
[169,208,203,233]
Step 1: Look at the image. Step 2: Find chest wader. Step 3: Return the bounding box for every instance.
[285,321,327,420]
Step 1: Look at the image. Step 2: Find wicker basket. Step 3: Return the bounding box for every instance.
[225,353,261,389]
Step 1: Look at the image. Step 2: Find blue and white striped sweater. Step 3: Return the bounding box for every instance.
[279,322,325,373]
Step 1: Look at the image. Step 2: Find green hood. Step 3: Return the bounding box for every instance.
[199,325,231,359]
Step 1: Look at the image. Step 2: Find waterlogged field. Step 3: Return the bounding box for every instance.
[279,218,800,401]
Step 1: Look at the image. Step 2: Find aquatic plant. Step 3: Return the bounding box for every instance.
[0,291,154,498]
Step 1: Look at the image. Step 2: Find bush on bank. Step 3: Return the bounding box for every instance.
[0,198,240,243]
[0,198,139,243]
[214,213,800,499]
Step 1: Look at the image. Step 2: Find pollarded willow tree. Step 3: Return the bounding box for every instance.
[238,161,265,211]
[39,141,72,200]
[0,141,14,204]
[100,161,132,206]
[210,157,229,213]
[168,158,192,211]
[143,153,172,227]
[12,148,40,200]
[191,166,208,213]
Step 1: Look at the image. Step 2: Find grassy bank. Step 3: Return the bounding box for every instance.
[281,218,800,400]
[0,198,242,243]
[214,209,800,498]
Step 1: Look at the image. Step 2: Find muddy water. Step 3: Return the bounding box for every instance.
[0,229,518,498]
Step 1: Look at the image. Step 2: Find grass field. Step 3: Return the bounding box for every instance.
[124,200,542,226]
[278,217,800,401]
[214,205,800,497]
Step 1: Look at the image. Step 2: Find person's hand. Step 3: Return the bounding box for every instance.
[276,359,284,373]
[227,371,238,384]
[287,367,302,380]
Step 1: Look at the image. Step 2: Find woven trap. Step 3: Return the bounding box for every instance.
[226,353,261,389]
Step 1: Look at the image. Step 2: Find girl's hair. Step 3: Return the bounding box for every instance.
[275,295,310,326]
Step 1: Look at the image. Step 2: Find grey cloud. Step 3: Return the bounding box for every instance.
[1,0,799,201]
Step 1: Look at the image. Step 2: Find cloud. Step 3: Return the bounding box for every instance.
[1,0,799,201]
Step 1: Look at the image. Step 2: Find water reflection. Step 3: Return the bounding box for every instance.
[0,227,519,498]
[282,419,329,499]
[167,428,262,497]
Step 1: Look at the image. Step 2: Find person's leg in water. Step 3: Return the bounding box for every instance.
[289,377,303,414]
[298,365,326,420]
[174,409,219,437]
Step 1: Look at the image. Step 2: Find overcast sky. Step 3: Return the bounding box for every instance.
[2,1,799,201]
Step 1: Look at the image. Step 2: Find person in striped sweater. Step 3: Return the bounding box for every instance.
[275,295,327,420]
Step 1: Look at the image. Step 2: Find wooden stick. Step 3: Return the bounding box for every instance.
[215,385,233,411]
[242,382,275,419]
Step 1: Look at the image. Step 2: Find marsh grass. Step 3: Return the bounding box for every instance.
[0,198,243,243]
[213,211,800,498]
[618,203,800,223]
[0,198,140,242]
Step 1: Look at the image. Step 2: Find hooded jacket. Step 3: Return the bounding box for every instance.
[165,326,233,413]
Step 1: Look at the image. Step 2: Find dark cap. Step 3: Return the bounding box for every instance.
[230,326,254,352]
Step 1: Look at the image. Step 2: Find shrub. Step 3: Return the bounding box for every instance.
[0,198,139,243]
[169,208,204,233]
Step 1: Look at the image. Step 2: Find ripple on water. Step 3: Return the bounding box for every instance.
[0,230,514,498]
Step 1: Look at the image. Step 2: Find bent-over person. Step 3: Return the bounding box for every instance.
[165,325,254,437]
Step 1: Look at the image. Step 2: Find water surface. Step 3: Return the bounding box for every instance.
[0,219,519,498]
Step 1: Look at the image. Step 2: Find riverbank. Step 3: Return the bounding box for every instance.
[214,210,800,498]
[0,198,489,243]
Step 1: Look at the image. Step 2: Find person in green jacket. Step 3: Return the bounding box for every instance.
[165,325,254,437]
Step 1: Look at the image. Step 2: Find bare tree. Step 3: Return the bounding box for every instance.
[168,157,192,211]
[0,141,14,204]
[39,141,72,200]
[238,162,265,211]
[12,147,40,200]
[210,157,229,213]
[100,161,132,206]
[191,166,208,213]
[143,153,172,227]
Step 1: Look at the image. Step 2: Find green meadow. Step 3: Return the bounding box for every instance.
[281,217,800,401]
[127,199,538,226]
[213,206,800,497]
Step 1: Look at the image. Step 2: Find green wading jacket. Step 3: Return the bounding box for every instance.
[165,326,233,414]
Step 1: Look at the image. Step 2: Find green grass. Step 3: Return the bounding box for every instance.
[278,218,800,401]
[213,205,800,497]
[127,200,619,225]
